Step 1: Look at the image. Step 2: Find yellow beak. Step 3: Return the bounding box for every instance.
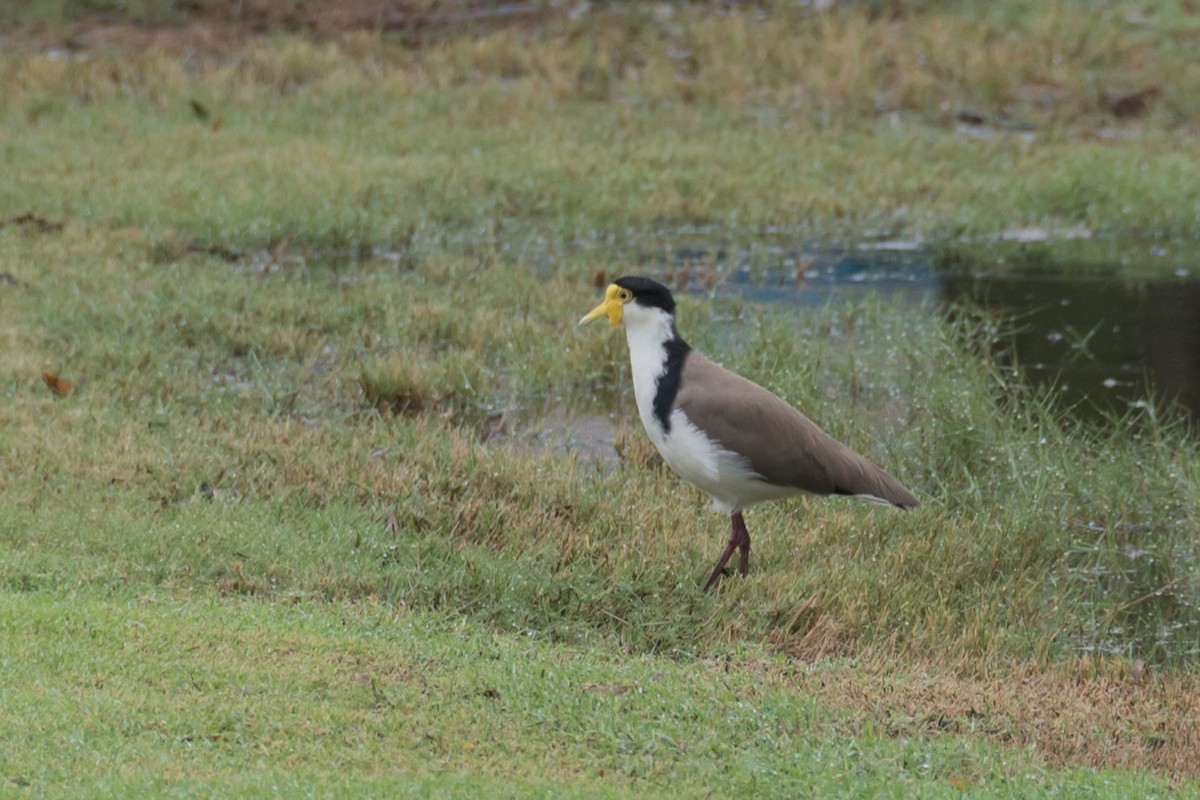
[578,285,625,327]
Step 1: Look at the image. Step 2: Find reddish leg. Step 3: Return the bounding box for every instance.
[701,512,751,593]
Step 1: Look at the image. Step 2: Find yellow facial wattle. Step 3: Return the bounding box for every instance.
[578,284,630,327]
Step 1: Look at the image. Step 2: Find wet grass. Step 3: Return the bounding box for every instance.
[3,2,1200,794]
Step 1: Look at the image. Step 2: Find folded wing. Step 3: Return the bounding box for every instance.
[675,353,919,509]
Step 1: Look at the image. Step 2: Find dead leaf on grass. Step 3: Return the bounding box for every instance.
[1107,86,1161,118]
[3,213,63,233]
[42,371,74,397]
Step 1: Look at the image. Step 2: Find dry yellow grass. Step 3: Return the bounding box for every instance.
[755,656,1200,780]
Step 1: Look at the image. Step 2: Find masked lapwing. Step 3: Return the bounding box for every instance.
[580,276,919,592]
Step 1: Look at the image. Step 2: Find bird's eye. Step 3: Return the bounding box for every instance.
[618,289,631,301]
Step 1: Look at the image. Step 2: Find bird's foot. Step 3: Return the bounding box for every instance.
[702,512,752,592]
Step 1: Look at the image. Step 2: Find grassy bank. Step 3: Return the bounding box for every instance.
[2,1,1200,258]
[3,1,1200,794]
[3,228,1199,790]
[4,230,1197,663]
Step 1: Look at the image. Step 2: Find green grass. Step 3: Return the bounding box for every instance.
[0,591,1188,798]
[3,1,1200,258]
[3,229,1198,789]
[3,2,1200,794]
[6,237,1194,666]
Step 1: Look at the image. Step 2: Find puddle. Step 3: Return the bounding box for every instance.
[941,269,1200,427]
[635,243,1200,429]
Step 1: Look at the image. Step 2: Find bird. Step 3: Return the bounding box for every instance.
[579,276,919,592]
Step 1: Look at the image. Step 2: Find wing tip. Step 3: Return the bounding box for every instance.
[840,489,920,509]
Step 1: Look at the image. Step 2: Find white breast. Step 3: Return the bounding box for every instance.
[623,311,798,514]
[657,409,791,514]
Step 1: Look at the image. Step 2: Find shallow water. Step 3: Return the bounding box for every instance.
[644,244,1200,429]
[942,269,1200,427]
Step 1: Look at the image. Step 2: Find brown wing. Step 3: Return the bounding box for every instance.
[675,352,919,508]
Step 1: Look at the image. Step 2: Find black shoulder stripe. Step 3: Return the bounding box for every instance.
[653,336,691,434]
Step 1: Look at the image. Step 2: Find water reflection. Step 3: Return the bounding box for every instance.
[941,270,1200,427]
[645,245,1200,429]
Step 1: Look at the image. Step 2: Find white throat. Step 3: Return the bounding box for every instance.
[622,304,676,438]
